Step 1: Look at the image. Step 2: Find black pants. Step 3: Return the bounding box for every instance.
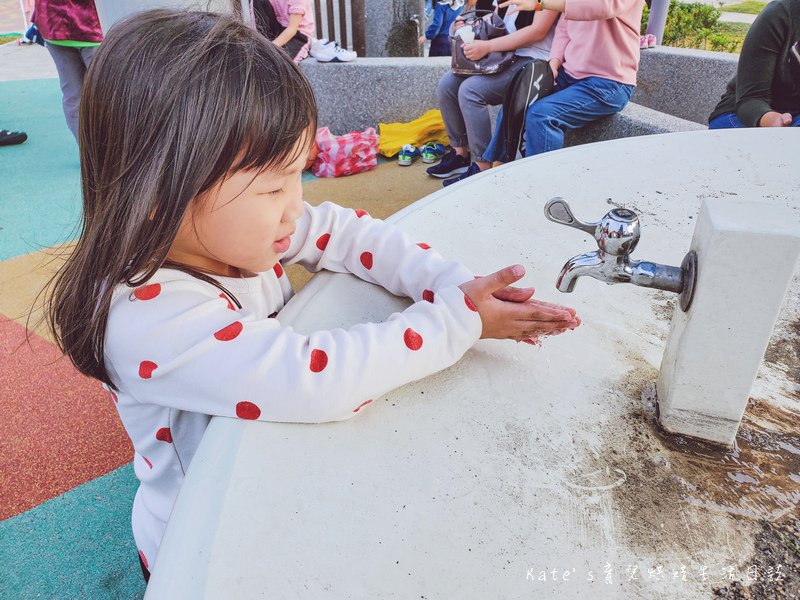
[253,0,309,60]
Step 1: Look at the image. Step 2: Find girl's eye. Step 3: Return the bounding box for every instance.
[267,188,283,196]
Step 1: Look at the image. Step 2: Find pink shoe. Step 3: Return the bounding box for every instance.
[640,35,648,50]
[646,33,657,48]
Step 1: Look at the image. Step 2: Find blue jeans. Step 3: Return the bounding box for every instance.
[484,69,634,162]
[709,111,800,129]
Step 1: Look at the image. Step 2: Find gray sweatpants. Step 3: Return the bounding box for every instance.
[46,42,98,141]
[437,57,532,162]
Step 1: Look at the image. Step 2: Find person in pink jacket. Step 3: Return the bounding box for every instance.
[478,0,644,166]
[33,0,103,141]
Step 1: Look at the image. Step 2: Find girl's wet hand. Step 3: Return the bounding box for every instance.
[459,265,580,341]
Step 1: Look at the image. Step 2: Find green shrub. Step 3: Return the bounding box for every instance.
[641,1,743,53]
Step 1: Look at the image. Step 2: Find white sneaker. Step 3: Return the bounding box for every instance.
[313,40,357,63]
[309,38,329,58]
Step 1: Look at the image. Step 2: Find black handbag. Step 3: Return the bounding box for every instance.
[449,10,516,76]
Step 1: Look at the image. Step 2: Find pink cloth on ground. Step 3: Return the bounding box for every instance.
[270,0,316,61]
[548,0,645,86]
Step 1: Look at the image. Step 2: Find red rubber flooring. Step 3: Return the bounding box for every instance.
[0,316,133,520]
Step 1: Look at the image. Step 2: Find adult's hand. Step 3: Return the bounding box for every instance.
[759,111,792,127]
[547,57,562,81]
[463,40,491,61]
[459,265,580,342]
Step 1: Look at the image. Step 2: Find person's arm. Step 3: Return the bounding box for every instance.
[462,9,559,60]
[272,12,303,47]
[733,2,792,127]
[499,0,640,19]
[547,13,568,76]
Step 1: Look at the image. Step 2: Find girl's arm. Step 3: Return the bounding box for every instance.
[282,201,477,303]
[272,12,303,47]
[106,272,483,423]
[462,10,559,59]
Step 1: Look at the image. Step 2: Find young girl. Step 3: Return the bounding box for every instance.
[419,0,465,57]
[253,0,315,62]
[45,9,579,582]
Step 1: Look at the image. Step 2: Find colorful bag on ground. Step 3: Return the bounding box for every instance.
[312,127,379,178]
[379,109,450,157]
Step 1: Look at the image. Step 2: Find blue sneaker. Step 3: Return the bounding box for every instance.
[420,142,447,164]
[426,148,471,178]
[442,162,482,187]
[398,144,421,166]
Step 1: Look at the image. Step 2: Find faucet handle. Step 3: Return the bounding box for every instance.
[544,198,598,236]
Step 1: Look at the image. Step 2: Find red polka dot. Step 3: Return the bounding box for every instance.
[219,293,236,311]
[139,361,158,379]
[417,243,431,250]
[310,349,328,372]
[138,550,149,570]
[360,251,373,270]
[236,401,262,420]
[316,233,330,250]
[422,290,434,303]
[464,295,478,312]
[353,399,373,413]
[155,427,173,443]
[404,328,423,351]
[134,283,161,301]
[214,321,243,341]
[273,263,284,278]
[143,456,153,469]
[354,209,369,218]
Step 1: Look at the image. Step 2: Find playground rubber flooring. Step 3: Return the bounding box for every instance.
[0,73,443,598]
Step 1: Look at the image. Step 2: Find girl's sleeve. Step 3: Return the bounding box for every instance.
[426,4,445,40]
[548,14,569,63]
[287,0,308,16]
[282,201,475,301]
[563,0,640,21]
[106,276,482,423]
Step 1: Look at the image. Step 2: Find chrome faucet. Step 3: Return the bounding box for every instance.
[544,198,697,311]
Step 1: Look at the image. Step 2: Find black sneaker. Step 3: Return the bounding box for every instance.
[0,130,27,146]
[425,149,470,178]
[442,162,482,187]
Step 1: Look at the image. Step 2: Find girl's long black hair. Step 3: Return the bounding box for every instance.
[44,9,317,389]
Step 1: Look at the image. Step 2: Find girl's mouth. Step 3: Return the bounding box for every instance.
[272,236,291,253]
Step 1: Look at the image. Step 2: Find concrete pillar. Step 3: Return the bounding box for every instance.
[646,0,669,44]
[365,0,424,57]
[656,198,800,447]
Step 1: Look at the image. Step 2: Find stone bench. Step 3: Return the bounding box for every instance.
[299,46,737,146]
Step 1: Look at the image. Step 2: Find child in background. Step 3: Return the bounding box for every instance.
[419,0,465,57]
[33,0,103,141]
[253,0,316,62]
[45,10,579,582]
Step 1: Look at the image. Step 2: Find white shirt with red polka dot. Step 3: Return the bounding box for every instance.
[104,201,483,572]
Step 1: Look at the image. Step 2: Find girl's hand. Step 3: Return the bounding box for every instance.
[463,40,491,61]
[459,265,580,342]
[759,111,792,127]
[548,57,561,82]
[418,34,427,45]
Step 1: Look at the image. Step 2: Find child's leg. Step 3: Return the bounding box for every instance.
[456,59,532,168]
[437,72,470,156]
[45,42,92,140]
[523,72,634,157]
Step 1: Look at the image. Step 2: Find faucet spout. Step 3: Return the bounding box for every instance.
[556,251,605,292]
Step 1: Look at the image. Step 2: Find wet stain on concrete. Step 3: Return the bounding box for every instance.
[762,319,800,394]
